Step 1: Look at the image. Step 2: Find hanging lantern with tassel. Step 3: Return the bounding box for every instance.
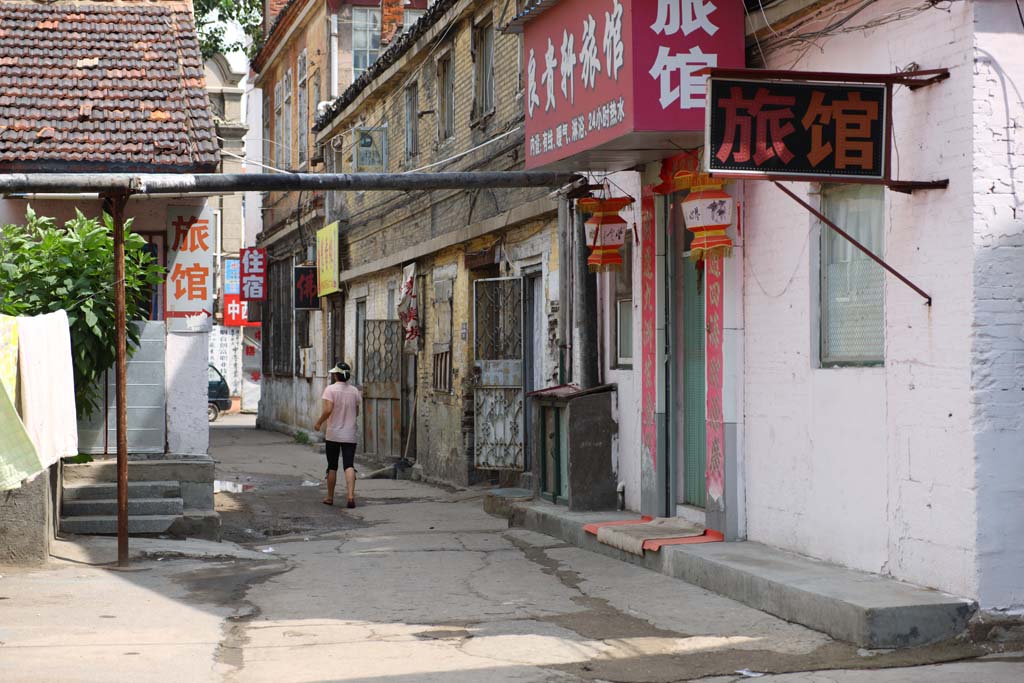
[679,179,734,261]
[578,196,634,272]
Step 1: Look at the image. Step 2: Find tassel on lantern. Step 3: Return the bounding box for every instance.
[578,196,634,272]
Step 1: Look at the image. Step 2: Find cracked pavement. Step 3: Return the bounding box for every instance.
[0,416,1020,682]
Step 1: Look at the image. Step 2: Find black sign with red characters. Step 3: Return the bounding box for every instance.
[707,78,888,180]
[294,266,319,310]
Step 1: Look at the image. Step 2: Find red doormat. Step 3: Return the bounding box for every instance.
[584,516,724,555]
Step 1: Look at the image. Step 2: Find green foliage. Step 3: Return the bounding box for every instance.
[293,430,311,445]
[194,0,265,60]
[0,207,165,419]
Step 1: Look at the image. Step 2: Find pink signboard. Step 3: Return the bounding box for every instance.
[640,185,658,469]
[705,255,725,504]
[523,0,744,169]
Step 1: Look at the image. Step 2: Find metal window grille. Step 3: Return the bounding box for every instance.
[433,351,452,392]
[297,51,308,166]
[819,184,885,365]
[474,278,522,361]
[270,259,294,376]
[614,238,633,365]
[405,82,419,159]
[363,320,401,383]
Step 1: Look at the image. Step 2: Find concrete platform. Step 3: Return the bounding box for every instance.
[509,499,977,649]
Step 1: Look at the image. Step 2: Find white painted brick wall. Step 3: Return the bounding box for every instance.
[744,0,980,598]
[971,0,1024,610]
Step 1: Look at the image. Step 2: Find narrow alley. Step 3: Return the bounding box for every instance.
[2,420,1021,682]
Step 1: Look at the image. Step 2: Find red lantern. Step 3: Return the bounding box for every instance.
[578,196,634,272]
[679,180,734,261]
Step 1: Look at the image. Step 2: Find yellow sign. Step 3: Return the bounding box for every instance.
[317,223,340,296]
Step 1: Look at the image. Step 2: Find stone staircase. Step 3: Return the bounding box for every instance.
[60,460,220,539]
[60,481,184,535]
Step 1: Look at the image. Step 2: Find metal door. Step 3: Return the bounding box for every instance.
[360,319,402,459]
[473,277,524,470]
[77,321,166,454]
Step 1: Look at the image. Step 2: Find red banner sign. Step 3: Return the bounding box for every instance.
[240,247,267,301]
[705,255,725,504]
[223,293,259,327]
[640,185,657,469]
[523,0,743,169]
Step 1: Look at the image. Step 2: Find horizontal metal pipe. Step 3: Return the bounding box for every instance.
[0,172,583,196]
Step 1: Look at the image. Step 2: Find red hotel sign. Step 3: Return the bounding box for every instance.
[523,0,743,169]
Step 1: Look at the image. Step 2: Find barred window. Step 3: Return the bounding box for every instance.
[436,53,454,141]
[269,259,294,376]
[819,184,885,366]
[432,279,453,392]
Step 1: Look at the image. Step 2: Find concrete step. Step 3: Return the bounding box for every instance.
[484,487,534,519]
[513,500,976,649]
[63,459,214,485]
[63,481,181,501]
[62,497,184,518]
[60,515,179,536]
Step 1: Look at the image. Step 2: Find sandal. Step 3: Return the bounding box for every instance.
[322,499,334,506]
[346,499,356,509]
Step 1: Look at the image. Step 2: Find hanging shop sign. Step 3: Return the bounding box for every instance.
[520,0,744,170]
[223,294,259,327]
[240,247,267,301]
[578,196,633,271]
[706,77,888,180]
[317,223,340,296]
[353,127,387,172]
[166,206,215,332]
[294,266,319,310]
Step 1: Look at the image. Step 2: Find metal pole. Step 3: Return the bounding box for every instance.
[773,181,932,306]
[105,192,130,566]
[0,172,583,195]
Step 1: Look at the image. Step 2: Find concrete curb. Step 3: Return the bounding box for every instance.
[509,499,977,649]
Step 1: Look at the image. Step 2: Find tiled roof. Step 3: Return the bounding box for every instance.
[0,2,219,173]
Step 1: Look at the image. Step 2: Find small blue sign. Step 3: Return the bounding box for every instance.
[225,259,240,295]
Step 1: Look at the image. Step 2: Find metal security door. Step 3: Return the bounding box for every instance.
[360,320,402,459]
[473,277,524,470]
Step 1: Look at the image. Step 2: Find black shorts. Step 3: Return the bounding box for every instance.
[325,441,356,472]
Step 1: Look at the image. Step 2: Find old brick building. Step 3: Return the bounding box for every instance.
[311,0,562,486]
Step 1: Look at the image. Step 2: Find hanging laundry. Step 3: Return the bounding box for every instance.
[0,314,17,401]
[0,381,43,490]
[17,310,78,468]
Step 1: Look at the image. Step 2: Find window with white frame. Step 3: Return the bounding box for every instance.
[283,68,293,169]
[405,81,419,160]
[613,238,633,366]
[297,51,308,166]
[263,94,272,169]
[352,7,381,82]
[472,16,495,119]
[436,51,454,141]
[273,80,283,170]
[404,9,425,33]
[819,183,885,365]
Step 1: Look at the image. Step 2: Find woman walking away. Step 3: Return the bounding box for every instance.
[314,362,362,508]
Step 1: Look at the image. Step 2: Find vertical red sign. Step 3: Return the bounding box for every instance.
[240,248,267,301]
[705,255,725,504]
[640,185,657,469]
[223,293,258,327]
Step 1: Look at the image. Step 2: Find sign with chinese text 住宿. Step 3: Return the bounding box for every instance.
[240,248,267,301]
[223,293,259,327]
[317,223,340,297]
[166,206,215,332]
[294,266,319,310]
[522,0,743,169]
[707,78,889,180]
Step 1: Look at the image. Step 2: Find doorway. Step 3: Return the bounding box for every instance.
[522,271,544,473]
[669,197,707,511]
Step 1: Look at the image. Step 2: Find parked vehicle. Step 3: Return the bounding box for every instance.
[208,364,232,422]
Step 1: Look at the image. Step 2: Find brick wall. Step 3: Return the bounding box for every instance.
[971,0,1024,611]
[743,0,979,598]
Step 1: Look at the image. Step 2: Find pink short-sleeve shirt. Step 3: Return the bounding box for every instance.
[321,381,361,443]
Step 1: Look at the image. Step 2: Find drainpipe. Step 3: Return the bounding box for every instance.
[329,13,339,99]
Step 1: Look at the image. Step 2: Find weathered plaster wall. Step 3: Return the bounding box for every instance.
[166,331,209,456]
[971,0,1024,611]
[0,468,50,565]
[743,0,978,597]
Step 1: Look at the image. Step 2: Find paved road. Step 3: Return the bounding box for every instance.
[0,417,1020,682]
